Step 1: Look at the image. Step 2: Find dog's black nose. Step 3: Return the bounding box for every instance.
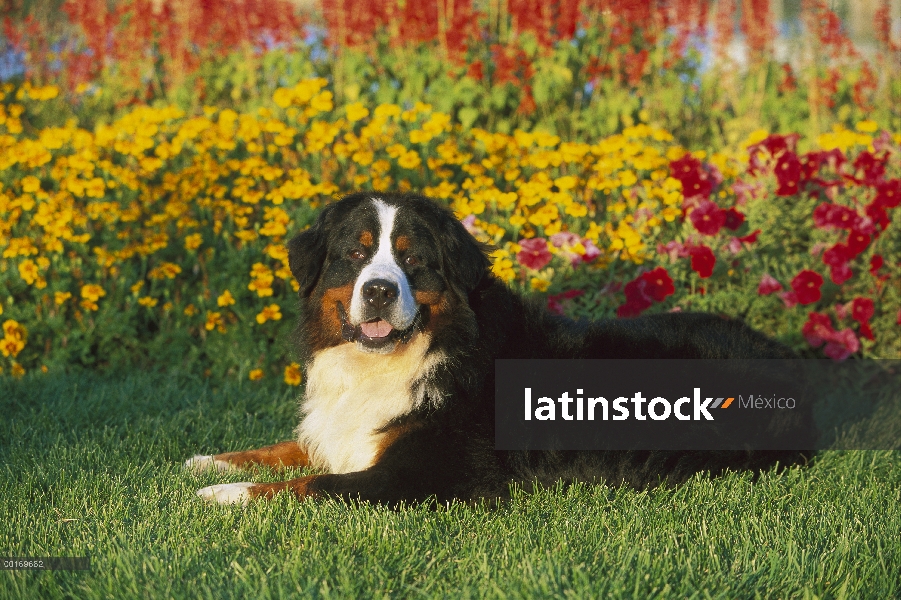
[361,279,398,310]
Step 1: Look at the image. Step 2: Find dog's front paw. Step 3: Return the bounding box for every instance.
[184,454,235,474]
[196,482,254,506]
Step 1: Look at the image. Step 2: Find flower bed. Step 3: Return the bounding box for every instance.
[1,80,898,380]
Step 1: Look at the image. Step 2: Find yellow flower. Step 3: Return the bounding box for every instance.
[855,120,878,133]
[21,175,41,193]
[81,284,106,302]
[217,290,236,307]
[530,277,551,292]
[138,297,158,307]
[184,233,203,251]
[18,259,39,285]
[345,102,369,122]
[148,262,182,279]
[11,362,25,378]
[256,304,282,324]
[284,362,302,386]
[205,311,224,332]
[54,291,72,305]
[249,368,264,381]
[183,304,197,316]
[398,151,421,170]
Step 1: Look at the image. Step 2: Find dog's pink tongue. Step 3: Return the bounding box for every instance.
[361,319,393,338]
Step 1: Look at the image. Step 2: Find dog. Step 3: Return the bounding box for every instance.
[185,192,811,505]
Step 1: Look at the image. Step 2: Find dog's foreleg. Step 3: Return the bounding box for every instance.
[184,441,310,474]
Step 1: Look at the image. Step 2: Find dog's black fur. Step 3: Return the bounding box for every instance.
[188,193,808,504]
[273,192,812,504]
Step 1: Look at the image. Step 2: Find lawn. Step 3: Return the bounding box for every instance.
[1,370,899,599]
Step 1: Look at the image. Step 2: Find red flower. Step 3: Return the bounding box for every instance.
[822,242,854,284]
[466,60,484,81]
[757,273,783,295]
[616,267,675,317]
[869,254,889,282]
[790,270,823,305]
[774,152,802,196]
[864,202,890,232]
[812,203,861,230]
[859,322,874,341]
[846,230,870,255]
[688,245,716,278]
[617,279,653,317]
[822,244,846,267]
[850,297,874,324]
[670,154,713,199]
[641,267,675,301]
[853,151,886,185]
[723,207,745,230]
[756,133,800,157]
[738,229,761,243]
[874,179,900,209]
[829,262,853,285]
[516,237,552,270]
[689,200,726,235]
[802,312,835,347]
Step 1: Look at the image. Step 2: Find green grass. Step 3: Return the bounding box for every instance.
[1,370,899,599]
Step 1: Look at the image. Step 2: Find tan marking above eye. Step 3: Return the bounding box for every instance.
[359,231,373,247]
[414,290,443,305]
[395,235,410,252]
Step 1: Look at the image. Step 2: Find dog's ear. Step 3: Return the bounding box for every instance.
[287,215,328,297]
[441,215,491,296]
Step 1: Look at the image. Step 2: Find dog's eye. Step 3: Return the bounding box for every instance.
[349,249,366,260]
[404,255,419,266]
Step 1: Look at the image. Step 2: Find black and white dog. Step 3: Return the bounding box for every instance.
[186,192,811,505]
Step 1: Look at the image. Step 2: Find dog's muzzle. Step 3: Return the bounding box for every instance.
[336,300,423,346]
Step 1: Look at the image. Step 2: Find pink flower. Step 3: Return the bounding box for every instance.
[581,239,601,263]
[802,312,860,361]
[550,232,580,247]
[547,289,585,315]
[757,274,783,295]
[824,329,860,361]
[516,238,552,271]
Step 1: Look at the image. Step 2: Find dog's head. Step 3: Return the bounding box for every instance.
[288,192,490,354]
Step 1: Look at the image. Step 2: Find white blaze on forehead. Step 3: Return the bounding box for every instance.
[348,198,418,327]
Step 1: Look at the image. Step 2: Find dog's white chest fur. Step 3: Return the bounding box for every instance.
[297,334,442,474]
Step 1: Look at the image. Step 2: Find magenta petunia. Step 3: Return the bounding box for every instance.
[516,237,553,271]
